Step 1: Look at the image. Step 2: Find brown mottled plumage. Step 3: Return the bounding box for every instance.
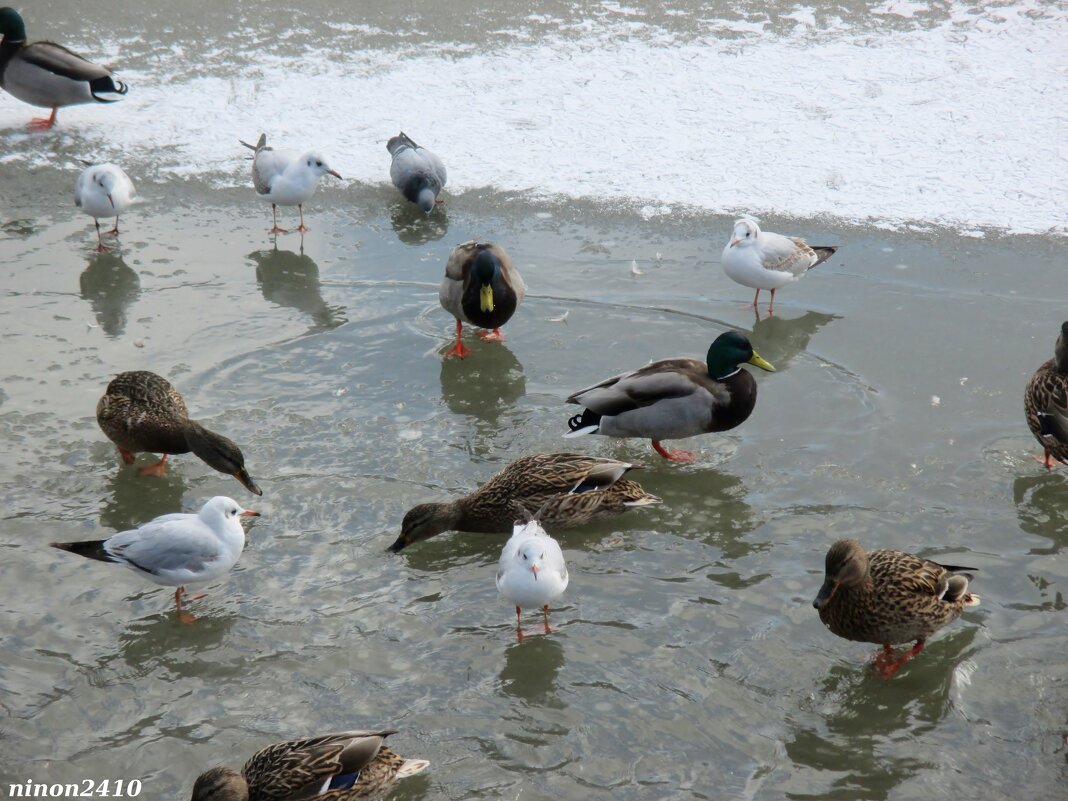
[189,730,428,801]
[1024,321,1068,469]
[389,453,660,552]
[813,539,980,678]
[96,370,261,495]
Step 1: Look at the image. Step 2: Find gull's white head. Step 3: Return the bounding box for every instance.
[728,218,761,248]
[515,539,547,579]
[199,496,260,529]
[301,152,342,181]
[93,168,119,207]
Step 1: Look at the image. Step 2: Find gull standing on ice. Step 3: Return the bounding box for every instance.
[721,218,837,314]
[51,496,259,621]
[0,7,128,131]
[496,518,569,641]
[74,162,135,252]
[240,133,342,234]
[387,131,447,215]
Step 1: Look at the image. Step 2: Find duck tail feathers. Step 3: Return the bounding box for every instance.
[565,409,600,438]
[89,76,128,102]
[395,758,431,779]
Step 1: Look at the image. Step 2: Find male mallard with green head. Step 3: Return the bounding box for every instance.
[564,330,775,463]
[813,538,980,679]
[439,240,525,358]
[390,453,659,552]
[190,730,428,801]
[1024,320,1068,469]
[97,371,261,496]
[0,6,128,131]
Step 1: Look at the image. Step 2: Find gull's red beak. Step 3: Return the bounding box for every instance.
[327,168,342,179]
[729,238,740,247]
[107,193,114,209]
[531,563,539,581]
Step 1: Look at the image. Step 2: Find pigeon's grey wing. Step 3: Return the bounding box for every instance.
[424,148,447,187]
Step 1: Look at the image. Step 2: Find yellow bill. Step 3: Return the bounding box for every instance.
[480,283,494,312]
[748,352,775,372]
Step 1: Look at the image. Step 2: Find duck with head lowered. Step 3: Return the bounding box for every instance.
[1024,321,1068,470]
[0,6,128,131]
[565,331,775,463]
[96,370,262,496]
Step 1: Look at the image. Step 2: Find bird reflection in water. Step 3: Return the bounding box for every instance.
[249,245,346,333]
[749,309,838,371]
[439,339,526,425]
[390,200,448,246]
[79,251,141,337]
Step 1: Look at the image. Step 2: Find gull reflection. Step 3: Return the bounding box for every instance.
[250,245,346,332]
[79,251,141,337]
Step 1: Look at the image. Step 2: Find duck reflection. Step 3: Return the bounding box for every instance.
[1013,473,1068,555]
[748,309,838,370]
[786,628,977,799]
[79,251,141,337]
[439,340,526,425]
[498,633,565,704]
[98,458,187,532]
[390,200,448,246]
[250,245,346,332]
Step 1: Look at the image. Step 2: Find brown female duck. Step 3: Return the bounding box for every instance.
[97,371,261,495]
[813,538,980,679]
[190,729,428,800]
[390,452,660,552]
[1024,320,1068,469]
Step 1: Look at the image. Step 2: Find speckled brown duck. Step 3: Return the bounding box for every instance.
[813,538,980,679]
[1024,320,1068,469]
[390,452,660,552]
[564,330,775,463]
[439,240,525,358]
[96,371,261,495]
[190,729,428,801]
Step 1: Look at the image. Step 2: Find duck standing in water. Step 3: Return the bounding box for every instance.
[439,240,525,358]
[1024,321,1068,469]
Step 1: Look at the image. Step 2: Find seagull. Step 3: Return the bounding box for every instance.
[387,132,447,215]
[721,218,837,314]
[74,163,135,252]
[496,518,569,641]
[0,6,128,131]
[240,134,341,234]
[51,496,259,622]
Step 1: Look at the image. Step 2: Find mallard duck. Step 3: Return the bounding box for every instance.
[96,371,262,496]
[497,519,569,641]
[387,131,447,215]
[0,6,128,131]
[813,538,980,679]
[564,330,775,463]
[389,453,660,552]
[721,218,837,314]
[74,162,136,252]
[51,496,258,621]
[439,240,525,358]
[190,730,429,801]
[239,134,342,234]
[1024,321,1068,469]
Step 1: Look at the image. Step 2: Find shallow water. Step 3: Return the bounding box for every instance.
[1,1,1066,800]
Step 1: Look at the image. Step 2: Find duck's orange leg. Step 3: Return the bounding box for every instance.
[652,440,696,463]
[28,107,59,131]
[444,320,472,359]
[137,453,169,477]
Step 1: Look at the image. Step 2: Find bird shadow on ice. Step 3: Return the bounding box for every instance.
[249,245,347,334]
[79,250,141,338]
[116,609,238,675]
[389,200,448,246]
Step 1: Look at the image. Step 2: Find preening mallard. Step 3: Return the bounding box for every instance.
[390,453,660,552]
[96,371,262,496]
[1024,321,1068,469]
[721,218,837,314]
[190,730,429,801]
[74,162,135,252]
[0,6,128,131]
[387,131,447,215]
[813,538,980,679]
[239,133,342,234]
[565,331,775,463]
[439,240,525,358]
